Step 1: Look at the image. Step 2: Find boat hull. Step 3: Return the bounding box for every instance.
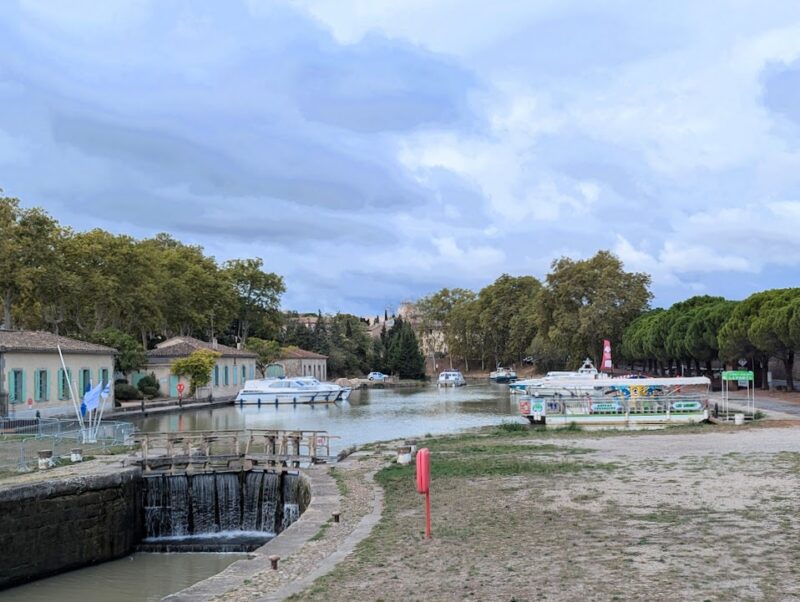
[530,411,708,428]
[236,388,351,404]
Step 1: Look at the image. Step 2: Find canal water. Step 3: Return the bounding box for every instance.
[134,382,518,451]
[0,383,517,601]
[0,553,246,601]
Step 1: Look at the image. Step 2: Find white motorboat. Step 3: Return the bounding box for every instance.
[438,370,466,387]
[509,358,605,394]
[235,377,352,404]
[489,367,517,383]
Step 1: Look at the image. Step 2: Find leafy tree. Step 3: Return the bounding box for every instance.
[171,349,221,397]
[90,327,147,376]
[477,275,541,367]
[246,337,282,377]
[225,258,285,345]
[534,251,652,368]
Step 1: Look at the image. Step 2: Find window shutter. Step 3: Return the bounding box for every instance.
[8,371,15,403]
[44,370,49,401]
[21,370,26,403]
[34,370,40,401]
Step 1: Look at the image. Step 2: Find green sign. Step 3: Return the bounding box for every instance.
[721,370,754,381]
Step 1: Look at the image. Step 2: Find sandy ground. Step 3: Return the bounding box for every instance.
[289,424,800,602]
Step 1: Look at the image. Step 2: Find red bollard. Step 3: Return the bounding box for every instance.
[415,447,431,539]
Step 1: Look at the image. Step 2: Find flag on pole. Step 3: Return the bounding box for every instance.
[83,382,104,412]
[100,383,111,399]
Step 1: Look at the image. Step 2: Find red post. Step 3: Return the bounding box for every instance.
[416,447,431,539]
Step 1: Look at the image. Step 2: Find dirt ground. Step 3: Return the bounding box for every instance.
[290,424,800,602]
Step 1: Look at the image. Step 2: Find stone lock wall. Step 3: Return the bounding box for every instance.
[0,468,143,589]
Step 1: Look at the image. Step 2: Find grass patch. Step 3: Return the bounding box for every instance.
[310,521,331,542]
[330,468,350,496]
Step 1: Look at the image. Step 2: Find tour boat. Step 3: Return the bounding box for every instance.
[438,370,466,387]
[517,376,710,427]
[235,377,352,404]
[489,367,517,383]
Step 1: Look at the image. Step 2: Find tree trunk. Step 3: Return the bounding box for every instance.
[784,351,794,391]
[3,290,13,329]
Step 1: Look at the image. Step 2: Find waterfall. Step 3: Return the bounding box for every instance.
[216,473,241,532]
[261,472,280,534]
[281,473,301,532]
[242,471,263,531]
[142,470,302,547]
[191,474,217,534]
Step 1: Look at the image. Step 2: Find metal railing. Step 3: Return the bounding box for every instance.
[525,393,708,416]
[134,428,336,471]
[0,418,136,474]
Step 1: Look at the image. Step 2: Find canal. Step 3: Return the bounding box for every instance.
[0,383,518,601]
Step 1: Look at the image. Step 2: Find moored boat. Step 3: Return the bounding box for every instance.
[510,358,605,394]
[489,367,517,383]
[518,376,710,428]
[438,370,466,387]
[235,377,351,404]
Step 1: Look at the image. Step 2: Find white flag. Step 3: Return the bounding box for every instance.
[83,382,104,411]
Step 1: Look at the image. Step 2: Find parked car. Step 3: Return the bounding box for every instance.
[367,371,387,381]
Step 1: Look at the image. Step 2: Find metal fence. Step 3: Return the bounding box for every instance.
[0,417,136,473]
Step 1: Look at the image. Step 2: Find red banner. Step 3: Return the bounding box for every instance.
[602,339,613,371]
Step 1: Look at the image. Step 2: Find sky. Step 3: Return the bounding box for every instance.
[2,1,800,316]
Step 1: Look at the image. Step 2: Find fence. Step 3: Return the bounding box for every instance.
[0,417,136,473]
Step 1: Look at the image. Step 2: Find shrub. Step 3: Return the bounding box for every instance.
[115,378,129,385]
[136,373,160,398]
[115,383,142,401]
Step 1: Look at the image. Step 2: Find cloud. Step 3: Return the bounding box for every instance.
[4,1,800,313]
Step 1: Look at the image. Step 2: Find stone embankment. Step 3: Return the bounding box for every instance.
[0,465,143,589]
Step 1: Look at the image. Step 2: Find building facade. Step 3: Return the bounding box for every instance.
[134,336,257,399]
[276,348,328,381]
[0,330,116,418]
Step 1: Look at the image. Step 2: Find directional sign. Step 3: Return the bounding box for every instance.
[721,370,754,381]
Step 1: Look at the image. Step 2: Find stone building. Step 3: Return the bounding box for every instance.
[0,330,116,418]
[276,347,328,381]
[134,336,257,399]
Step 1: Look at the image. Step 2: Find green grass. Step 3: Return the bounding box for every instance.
[310,521,331,542]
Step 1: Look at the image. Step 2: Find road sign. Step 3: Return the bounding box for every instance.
[721,370,753,381]
[177,383,185,394]
[738,359,748,367]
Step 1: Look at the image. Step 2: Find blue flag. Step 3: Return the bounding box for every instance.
[83,382,104,412]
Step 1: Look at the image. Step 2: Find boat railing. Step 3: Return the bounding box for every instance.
[529,393,708,416]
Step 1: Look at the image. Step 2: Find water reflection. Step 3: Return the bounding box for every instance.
[133,384,517,451]
[0,553,246,602]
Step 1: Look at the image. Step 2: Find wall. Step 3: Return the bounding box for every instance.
[4,351,115,418]
[137,356,256,399]
[280,358,327,381]
[0,467,143,589]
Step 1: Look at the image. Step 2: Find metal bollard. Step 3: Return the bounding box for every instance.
[269,555,280,570]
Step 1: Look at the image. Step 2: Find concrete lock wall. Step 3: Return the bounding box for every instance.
[0,467,143,589]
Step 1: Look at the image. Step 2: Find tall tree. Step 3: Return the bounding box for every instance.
[225,258,284,345]
[534,251,652,368]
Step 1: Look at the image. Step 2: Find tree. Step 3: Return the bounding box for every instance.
[0,197,61,329]
[90,328,147,376]
[534,251,652,368]
[416,288,477,368]
[385,319,425,379]
[477,275,541,367]
[225,258,285,345]
[246,337,282,377]
[171,349,221,397]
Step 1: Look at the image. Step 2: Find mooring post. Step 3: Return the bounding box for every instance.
[269,555,280,570]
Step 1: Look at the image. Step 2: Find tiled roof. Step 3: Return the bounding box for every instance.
[279,347,328,360]
[0,330,117,355]
[147,336,257,359]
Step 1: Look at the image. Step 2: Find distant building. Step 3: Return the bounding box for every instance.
[134,336,257,398]
[276,347,328,381]
[0,330,116,418]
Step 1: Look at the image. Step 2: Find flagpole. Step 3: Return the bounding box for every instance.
[57,345,85,438]
[94,388,110,441]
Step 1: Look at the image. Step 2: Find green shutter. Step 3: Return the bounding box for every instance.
[20,370,26,404]
[67,368,73,400]
[57,369,63,400]
[34,369,40,401]
[43,370,49,401]
[8,371,15,403]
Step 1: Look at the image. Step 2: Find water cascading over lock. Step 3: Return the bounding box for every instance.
[141,470,302,552]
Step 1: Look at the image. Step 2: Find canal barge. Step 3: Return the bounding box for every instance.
[235,377,352,404]
[518,376,710,427]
